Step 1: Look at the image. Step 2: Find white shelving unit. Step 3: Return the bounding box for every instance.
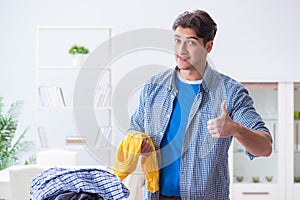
[230,82,300,200]
[231,82,279,200]
[35,26,114,166]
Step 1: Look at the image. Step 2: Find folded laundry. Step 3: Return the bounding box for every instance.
[30,167,130,200]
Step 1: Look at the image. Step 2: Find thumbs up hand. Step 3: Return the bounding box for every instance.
[207,100,237,138]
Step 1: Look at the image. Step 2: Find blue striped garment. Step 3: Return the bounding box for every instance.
[128,64,271,200]
[30,167,130,200]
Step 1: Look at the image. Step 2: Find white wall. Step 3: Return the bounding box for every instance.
[0,0,299,142]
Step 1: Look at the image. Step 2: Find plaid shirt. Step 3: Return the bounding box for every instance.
[30,167,130,200]
[128,64,270,200]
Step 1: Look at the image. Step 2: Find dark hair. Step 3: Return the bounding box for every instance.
[172,10,217,45]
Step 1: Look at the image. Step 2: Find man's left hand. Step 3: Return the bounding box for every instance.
[207,100,237,138]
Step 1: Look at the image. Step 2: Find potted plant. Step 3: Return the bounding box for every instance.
[0,97,34,170]
[68,44,90,66]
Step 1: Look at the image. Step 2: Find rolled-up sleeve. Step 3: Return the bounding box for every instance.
[229,84,271,160]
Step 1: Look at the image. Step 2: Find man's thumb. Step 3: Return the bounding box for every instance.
[221,100,227,116]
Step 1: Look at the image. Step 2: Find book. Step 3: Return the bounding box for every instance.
[94,128,104,148]
[38,86,49,106]
[57,87,66,106]
[95,85,112,107]
[38,86,66,107]
[65,136,86,145]
[37,126,48,148]
[102,85,112,107]
[101,126,111,146]
[95,87,105,107]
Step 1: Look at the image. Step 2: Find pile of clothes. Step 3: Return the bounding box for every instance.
[30,167,130,200]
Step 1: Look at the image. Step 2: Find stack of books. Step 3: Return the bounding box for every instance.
[65,135,86,145]
[94,85,112,107]
[38,86,65,107]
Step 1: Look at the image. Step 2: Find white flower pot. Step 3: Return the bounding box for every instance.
[71,54,86,66]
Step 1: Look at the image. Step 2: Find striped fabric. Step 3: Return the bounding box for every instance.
[30,167,130,200]
[128,64,271,200]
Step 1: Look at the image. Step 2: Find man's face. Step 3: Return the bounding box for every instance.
[174,26,211,73]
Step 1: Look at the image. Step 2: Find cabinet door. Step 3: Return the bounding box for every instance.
[294,120,300,183]
[294,83,300,200]
[232,83,278,185]
[295,184,300,200]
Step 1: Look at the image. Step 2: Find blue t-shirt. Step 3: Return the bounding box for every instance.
[160,72,201,196]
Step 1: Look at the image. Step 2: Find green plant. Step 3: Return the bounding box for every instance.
[0,97,34,170]
[68,44,89,55]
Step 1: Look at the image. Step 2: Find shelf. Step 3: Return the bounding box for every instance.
[234,151,278,154]
[37,26,112,30]
[36,26,114,166]
[241,82,278,90]
[262,118,278,121]
[38,106,112,110]
[38,66,112,70]
[65,145,113,150]
[233,183,276,185]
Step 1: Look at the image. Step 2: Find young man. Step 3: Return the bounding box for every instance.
[128,10,272,200]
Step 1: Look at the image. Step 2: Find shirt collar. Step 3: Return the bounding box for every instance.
[168,68,178,92]
[202,63,225,98]
[202,63,213,93]
[176,70,203,85]
[169,63,214,93]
